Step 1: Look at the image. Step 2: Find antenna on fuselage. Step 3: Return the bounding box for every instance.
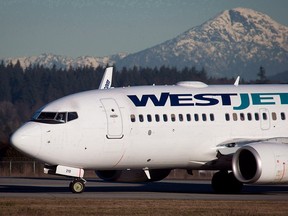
[234,76,240,86]
[99,67,113,89]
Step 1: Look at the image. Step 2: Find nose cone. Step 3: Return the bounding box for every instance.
[10,122,42,158]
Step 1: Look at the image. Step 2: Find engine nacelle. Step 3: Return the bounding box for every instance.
[232,142,288,184]
[95,169,171,182]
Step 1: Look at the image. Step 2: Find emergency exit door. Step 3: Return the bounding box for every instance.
[259,108,270,130]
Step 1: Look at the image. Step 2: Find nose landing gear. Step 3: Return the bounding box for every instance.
[69,178,86,193]
[44,165,87,193]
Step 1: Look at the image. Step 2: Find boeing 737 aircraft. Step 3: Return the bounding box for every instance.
[11,67,288,193]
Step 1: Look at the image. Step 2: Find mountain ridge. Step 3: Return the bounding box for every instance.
[117,7,288,79]
[2,8,288,79]
[2,53,127,70]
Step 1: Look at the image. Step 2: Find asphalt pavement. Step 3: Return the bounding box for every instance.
[1,177,288,200]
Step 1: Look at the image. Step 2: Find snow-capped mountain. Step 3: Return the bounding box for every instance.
[2,53,128,70]
[118,8,288,79]
[2,8,288,79]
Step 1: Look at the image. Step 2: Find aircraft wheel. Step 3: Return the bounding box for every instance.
[227,172,243,194]
[70,179,85,193]
[211,171,228,193]
[212,171,243,194]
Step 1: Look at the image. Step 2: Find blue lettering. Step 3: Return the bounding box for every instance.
[219,93,237,106]
[127,92,288,109]
[170,94,194,106]
[252,93,275,105]
[194,94,219,106]
[279,93,288,104]
[233,93,250,110]
[127,93,169,106]
[104,79,110,89]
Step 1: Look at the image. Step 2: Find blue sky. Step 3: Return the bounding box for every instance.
[0,0,287,59]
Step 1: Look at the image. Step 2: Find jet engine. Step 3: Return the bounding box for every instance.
[95,169,171,182]
[232,142,288,184]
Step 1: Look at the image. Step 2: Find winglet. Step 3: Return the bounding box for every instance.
[234,76,240,86]
[99,67,113,89]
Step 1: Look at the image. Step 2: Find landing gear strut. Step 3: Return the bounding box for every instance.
[69,178,86,193]
[211,171,243,194]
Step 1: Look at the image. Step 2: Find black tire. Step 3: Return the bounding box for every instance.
[70,179,85,193]
[211,171,229,193]
[227,172,243,194]
[212,171,243,194]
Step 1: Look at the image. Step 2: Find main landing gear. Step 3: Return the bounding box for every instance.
[69,178,86,193]
[211,171,243,194]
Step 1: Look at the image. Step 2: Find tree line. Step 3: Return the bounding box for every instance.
[0,60,268,159]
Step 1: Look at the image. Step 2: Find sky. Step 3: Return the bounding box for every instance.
[0,0,288,59]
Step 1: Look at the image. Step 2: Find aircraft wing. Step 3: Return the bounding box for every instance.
[190,137,288,171]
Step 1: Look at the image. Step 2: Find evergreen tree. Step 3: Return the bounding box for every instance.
[257,66,268,83]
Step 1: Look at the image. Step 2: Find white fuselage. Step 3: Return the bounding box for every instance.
[11,84,288,171]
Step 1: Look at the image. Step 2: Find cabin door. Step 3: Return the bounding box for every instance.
[101,98,124,139]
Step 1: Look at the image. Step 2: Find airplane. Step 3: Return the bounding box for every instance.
[10,67,288,193]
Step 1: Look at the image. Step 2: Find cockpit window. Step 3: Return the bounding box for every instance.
[55,112,67,123]
[38,112,58,121]
[68,112,78,121]
[31,111,78,124]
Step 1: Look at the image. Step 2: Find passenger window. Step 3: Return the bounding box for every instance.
[281,112,286,120]
[163,114,168,122]
[271,112,277,121]
[247,113,252,121]
[171,114,176,122]
[194,114,199,121]
[233,113,237,121]
[155,114,160,122]
[240,113,245,121]
[147,114,152,122]
[67,112,78,122]
[202,114,207,121]
[186,114,191,121]
[262,113,267,120]
[179,114,183,122]
[130,114,136,122]
[225,113,230,121]
[139,115,144,122]
[255,113,259,121]
[210,114,215,121]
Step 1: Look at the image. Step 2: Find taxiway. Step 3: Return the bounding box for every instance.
[1,177,288,200]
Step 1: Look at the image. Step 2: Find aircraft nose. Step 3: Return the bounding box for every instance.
[10,122,42,158]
